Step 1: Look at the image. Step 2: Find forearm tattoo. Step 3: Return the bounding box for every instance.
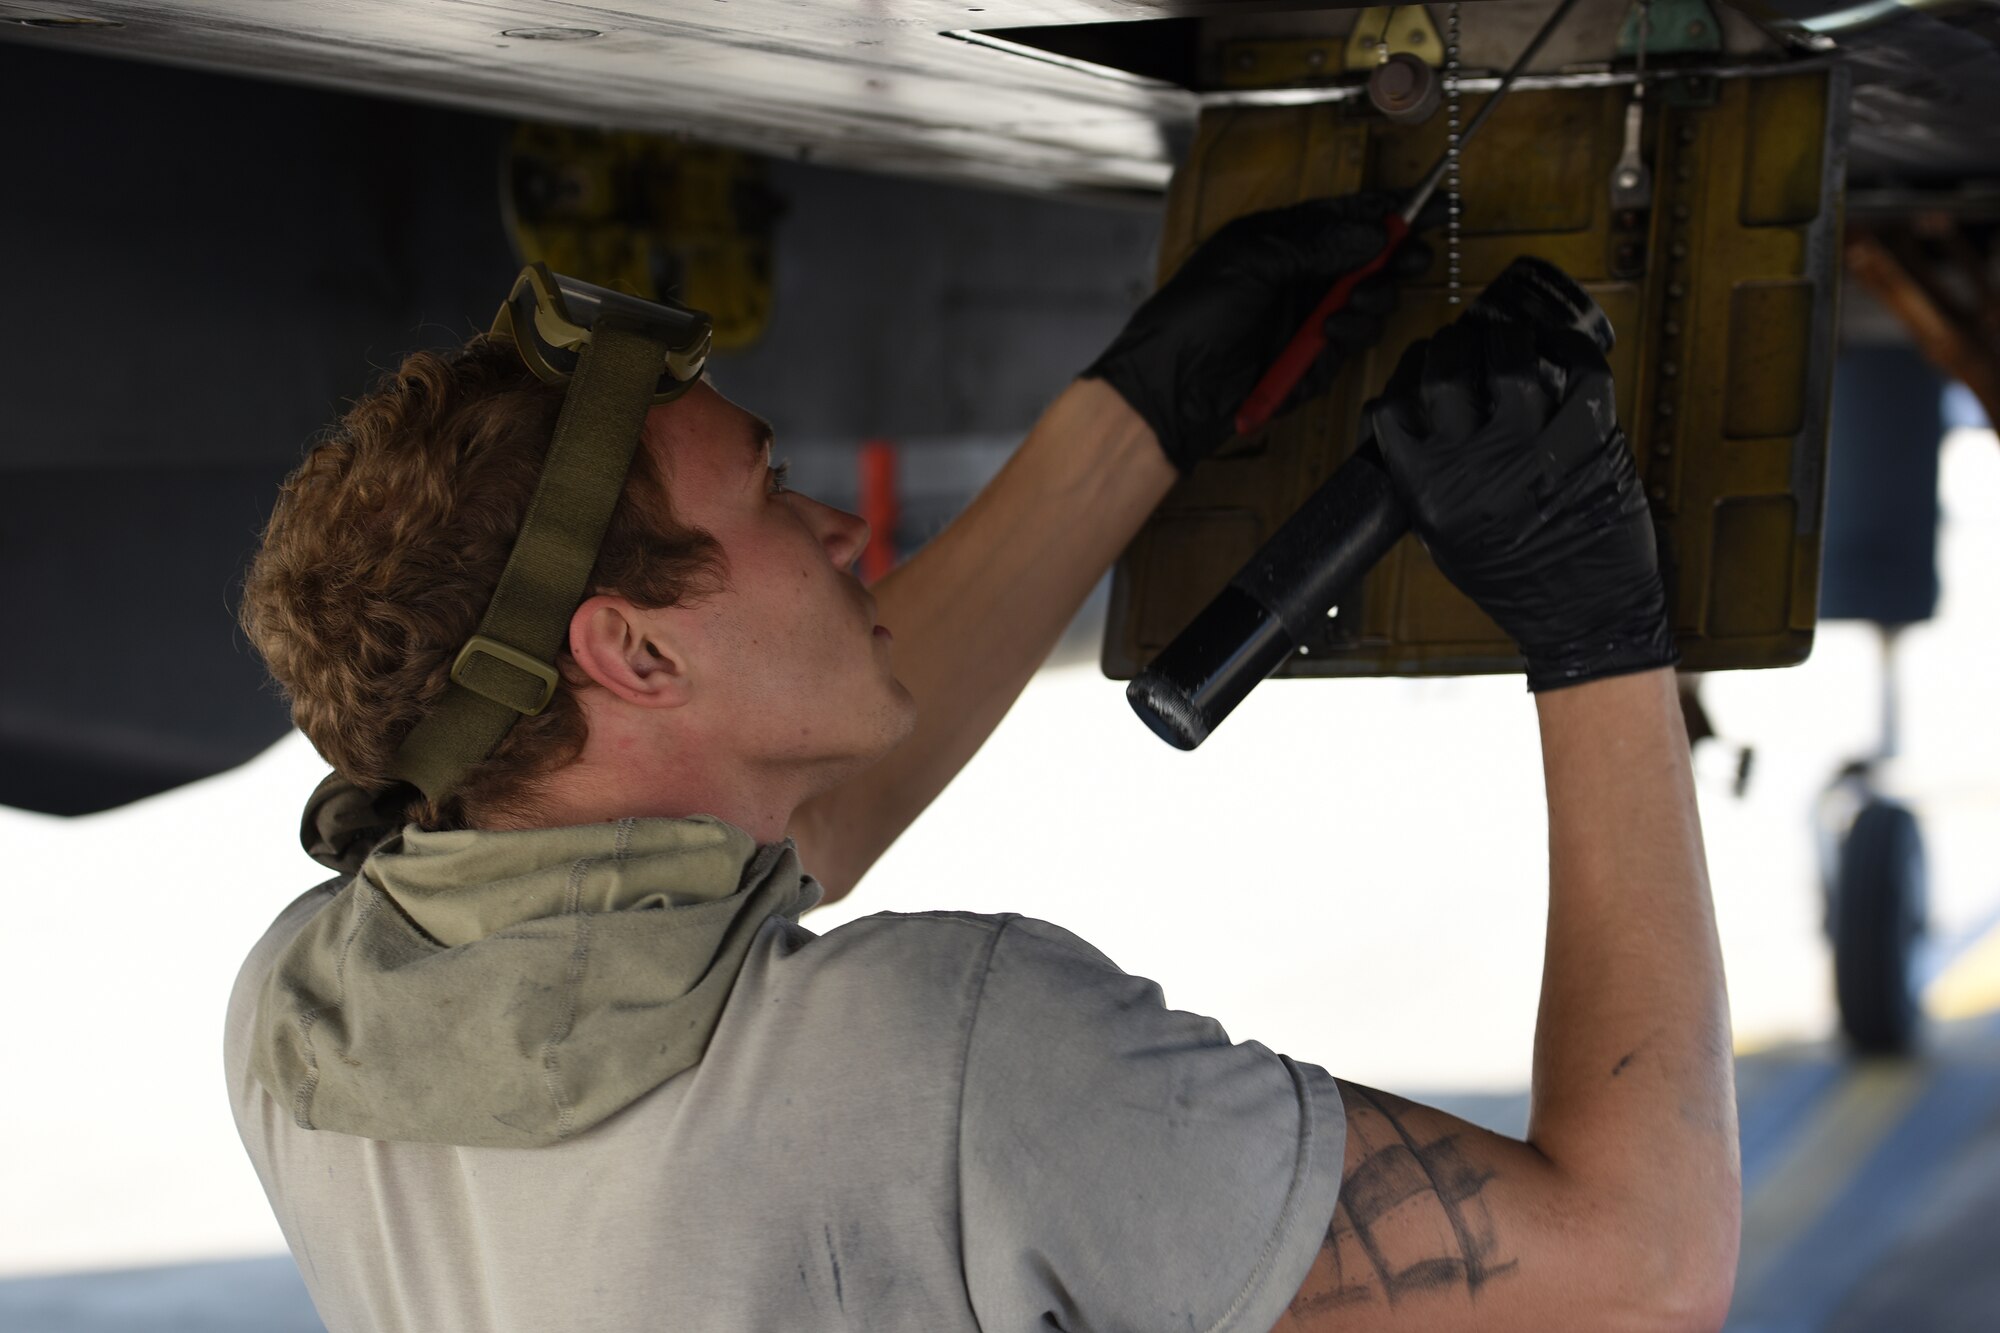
[1291,1085,1518,1317]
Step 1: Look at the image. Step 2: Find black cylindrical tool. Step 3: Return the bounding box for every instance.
[1128,257,1615,750]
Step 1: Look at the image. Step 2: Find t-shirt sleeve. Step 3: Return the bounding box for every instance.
[958,916,1345,1333]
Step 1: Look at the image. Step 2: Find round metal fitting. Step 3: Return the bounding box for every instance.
[1368,53,1441,126]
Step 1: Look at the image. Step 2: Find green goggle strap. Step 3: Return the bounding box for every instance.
[388,319,670,803]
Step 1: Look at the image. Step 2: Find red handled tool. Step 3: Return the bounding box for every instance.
[1232,0,1587,437]
[1233,193,1429,435]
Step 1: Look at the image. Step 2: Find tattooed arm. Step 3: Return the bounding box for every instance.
[1275,669,1741,1333]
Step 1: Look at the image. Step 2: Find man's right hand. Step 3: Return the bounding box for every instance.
[1364,289,1678,692]
[1084,192,1435,475]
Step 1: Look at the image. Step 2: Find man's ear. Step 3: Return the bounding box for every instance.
[567,594,692,708]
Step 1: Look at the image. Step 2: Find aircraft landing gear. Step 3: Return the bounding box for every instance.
[1815,628,1929,1055]
[1826,788,1928,1053]
[1811,344,1945,1057]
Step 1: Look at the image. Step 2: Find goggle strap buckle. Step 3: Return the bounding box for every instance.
[450,635,560,715]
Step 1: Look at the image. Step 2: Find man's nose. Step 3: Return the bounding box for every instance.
[809,497,871,572]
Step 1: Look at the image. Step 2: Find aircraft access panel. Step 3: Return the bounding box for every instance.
[1105,64,1849,681]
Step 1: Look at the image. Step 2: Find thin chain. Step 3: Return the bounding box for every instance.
[1636,0,1650,86]
[1445,2,1463,305]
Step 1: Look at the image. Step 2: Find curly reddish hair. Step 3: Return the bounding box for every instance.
[240,333,722,830]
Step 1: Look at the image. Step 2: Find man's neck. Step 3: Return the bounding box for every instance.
[492,742,819,845]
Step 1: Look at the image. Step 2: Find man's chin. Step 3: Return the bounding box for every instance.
[887,684,918,728]
[874,683,920,755]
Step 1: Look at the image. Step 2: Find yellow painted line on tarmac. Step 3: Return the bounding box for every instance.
[1927,917,2000,1022]
[1736,1058,1927,1294]
[1733,1027,1800,1058]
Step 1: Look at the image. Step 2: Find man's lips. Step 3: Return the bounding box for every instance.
[872,624,893,641]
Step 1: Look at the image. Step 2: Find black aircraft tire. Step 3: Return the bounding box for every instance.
[1832,798,1928,1055]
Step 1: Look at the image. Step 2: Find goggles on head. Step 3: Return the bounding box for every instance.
[387,265,715,805]
[493,263,712,402]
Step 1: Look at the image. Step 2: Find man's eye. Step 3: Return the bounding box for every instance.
[768,460,791,496]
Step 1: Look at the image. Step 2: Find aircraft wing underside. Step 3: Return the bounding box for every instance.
[5,0,2000,198]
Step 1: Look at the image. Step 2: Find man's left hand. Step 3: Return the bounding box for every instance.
[1083,192,1435,474]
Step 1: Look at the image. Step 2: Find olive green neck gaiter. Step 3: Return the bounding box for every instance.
[252,811,820,1148]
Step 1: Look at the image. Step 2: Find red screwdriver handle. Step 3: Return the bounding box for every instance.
[1233,213,1412,437]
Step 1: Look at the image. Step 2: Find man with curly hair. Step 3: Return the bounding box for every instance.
[227,196,1738,1333]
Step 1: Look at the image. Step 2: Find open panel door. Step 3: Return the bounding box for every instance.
[1106,65,1850,680]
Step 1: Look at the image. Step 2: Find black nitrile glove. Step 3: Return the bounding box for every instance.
[1085,192,1436,473]
[1365,308,1679,693]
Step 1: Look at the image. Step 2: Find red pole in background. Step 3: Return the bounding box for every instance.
[857,438,899,586]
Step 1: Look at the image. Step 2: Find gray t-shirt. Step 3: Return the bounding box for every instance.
[226,888,1346,1332]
